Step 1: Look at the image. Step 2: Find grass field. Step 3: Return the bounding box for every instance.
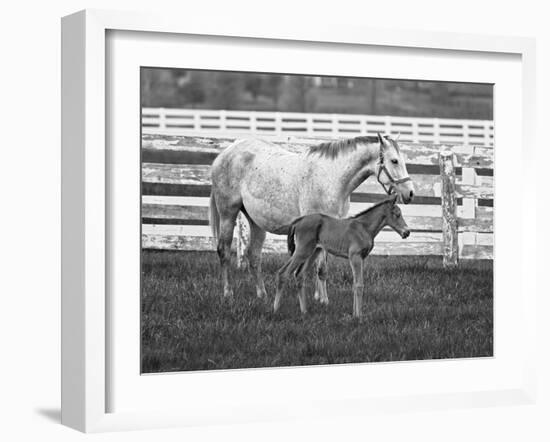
[141,251,493,373]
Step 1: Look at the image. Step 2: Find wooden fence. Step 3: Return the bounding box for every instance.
[142,108,494,147]
[142,135,493,262]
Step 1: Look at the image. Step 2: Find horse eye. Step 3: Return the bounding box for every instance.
[391,159,398,165]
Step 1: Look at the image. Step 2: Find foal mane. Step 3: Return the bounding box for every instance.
[308,135,382,159]
[350,198,393,219]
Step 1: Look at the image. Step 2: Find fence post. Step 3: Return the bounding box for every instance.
[235,213,249,269]
[193,112,200,132]
[331,114,338,136]
[274,112,282,136]
[439,150,458,267]
[384,115,391,136]
[306,114,314,136]
[159,108,167,131]
[485,121,493,146]
[433,118,441,144]
[412,120,419,142]
[219,110,227,132]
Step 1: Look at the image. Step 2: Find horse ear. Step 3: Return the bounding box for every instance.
[377,132,387,148]
[394,132,401,142]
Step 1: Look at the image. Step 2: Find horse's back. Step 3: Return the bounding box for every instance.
[210,138,347,233]
[212,138,297,185]
[214,137,290,163]
[211,138,307,232]
[212,138,262,180]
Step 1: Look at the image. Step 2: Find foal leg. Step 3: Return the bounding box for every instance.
[349,254,364,317]
[274,260,291,312]
[246,219,267,299]
[298,248,322,314]
[274,251,311,313]
[314,250,329,305]
[297,272,308,314]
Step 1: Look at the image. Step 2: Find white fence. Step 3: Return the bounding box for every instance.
[142,108,494,146]
[142,135,494,261]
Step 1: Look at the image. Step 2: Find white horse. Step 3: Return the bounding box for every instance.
[209,133,414,300]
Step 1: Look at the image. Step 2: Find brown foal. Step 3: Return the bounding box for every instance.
[274,195,410,317]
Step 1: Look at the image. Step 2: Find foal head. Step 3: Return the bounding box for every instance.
[383,195,410,239]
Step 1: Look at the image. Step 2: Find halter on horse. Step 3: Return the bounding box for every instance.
[376,133,412,196]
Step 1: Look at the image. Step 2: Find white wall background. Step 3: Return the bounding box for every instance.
[0,1,547,441]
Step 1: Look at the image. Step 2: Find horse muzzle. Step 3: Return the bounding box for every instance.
[401,229,411,239]
[397,188,414,205]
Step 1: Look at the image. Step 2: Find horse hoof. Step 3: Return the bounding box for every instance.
[237,258,249,271]
[314,291,329,305]
[256,289,268,300]
[223,289,234,298]
[342,314,361,323]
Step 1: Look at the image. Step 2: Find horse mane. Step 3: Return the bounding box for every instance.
[308,135,382,159]
[350,197,394,219]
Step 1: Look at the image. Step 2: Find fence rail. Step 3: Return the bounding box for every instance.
[142,108,494,146]
[141,134,494,262]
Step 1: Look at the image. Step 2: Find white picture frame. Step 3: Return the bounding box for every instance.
[61,9,537,433]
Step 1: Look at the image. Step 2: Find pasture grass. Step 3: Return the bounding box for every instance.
[141,251,493,373]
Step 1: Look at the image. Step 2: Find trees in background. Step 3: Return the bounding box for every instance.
[177,73,205,107]
[205,72,244,109]
[140,68,493,119]
[244,75,263,101]
[280,76,316,112]
[261,75,283,107]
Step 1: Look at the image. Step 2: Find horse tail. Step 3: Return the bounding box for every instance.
[293,262,305,278]
[209,192,220,242]
[315,218,323,243]
[287,221,298,256]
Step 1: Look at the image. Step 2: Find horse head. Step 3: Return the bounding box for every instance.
[377,133,415,204]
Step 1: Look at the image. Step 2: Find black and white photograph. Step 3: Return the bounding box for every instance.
[140,68,494,373]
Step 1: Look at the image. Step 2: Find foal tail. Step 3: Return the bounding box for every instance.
[287,215,323,257]
[287,222,297,256]
[209,192,220,242]
[286,215,308,256]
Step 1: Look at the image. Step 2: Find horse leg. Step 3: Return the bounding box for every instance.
[217,211,240,298]
[314,250,329,305]
[245,218,267,299]
[349,254,364,317]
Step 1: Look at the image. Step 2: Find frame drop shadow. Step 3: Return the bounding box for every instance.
[34,407,61,423]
